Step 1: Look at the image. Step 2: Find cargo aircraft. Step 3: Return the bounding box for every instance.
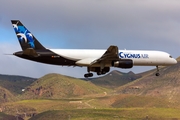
[11,20,177,77]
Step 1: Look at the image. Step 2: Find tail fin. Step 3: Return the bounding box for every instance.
[11,20,46,50]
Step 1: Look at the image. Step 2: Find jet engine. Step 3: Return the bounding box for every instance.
[112,59,133,68]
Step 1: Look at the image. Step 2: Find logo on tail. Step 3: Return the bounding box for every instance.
[11,20,46,51]
[12,21,35,49]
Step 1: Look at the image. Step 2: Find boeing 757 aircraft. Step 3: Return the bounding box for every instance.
[11,20,177,77]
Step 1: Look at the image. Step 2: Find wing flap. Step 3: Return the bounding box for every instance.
[76,58,97,66]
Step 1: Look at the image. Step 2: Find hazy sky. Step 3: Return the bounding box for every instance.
[0,0,180,78]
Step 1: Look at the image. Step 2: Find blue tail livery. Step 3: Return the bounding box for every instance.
[11,20,45,50]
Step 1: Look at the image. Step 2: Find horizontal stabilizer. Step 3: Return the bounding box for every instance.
[23,48,39,57]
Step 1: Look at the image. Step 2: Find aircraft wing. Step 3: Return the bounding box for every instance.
[90,45,120,65]
[75,45,120,66]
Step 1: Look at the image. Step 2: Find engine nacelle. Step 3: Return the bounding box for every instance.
[112,59,133,68]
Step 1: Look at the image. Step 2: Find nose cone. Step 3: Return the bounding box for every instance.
[170,58,177,65]
[172,58,177,64]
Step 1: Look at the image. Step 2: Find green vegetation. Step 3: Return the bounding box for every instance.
[0,112,18,120]
[21,73,111,99]
[29,108,180,120]
[1,58,180,119]
[3,94,180,120]
[0,74,35,94]
[111,95,177,108]
[0,86,16,103]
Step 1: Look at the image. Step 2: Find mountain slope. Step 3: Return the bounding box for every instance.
[90,70,141,89]
[0,86,15,103]
[21,73,110,99]
[0,112,22,120]
[117,57,180,102]
[0,74,36,94]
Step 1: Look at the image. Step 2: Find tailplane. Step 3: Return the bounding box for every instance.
[11,20,46,50]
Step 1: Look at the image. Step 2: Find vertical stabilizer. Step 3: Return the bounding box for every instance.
[11,20,46,50]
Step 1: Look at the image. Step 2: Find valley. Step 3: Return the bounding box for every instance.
[0,57,180,119]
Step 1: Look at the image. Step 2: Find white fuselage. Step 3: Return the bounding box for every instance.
[11,20,177,77]
[50,49,177,67]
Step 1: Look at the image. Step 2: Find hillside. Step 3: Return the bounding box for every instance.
[117,57,180,102]
[90,70,141,89]
[29,108,180,120]
[1,58,180,119]
[21,73,110,99]
[0,112,22,120]
[0,86,16,103]
[0,74,36,95]
[1,61,180,119]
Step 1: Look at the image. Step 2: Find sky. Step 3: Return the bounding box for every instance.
[0,0,180,78]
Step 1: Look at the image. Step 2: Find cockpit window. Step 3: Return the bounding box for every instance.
[169,55,172,58]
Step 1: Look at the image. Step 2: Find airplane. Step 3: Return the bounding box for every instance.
[11,20,177,77]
